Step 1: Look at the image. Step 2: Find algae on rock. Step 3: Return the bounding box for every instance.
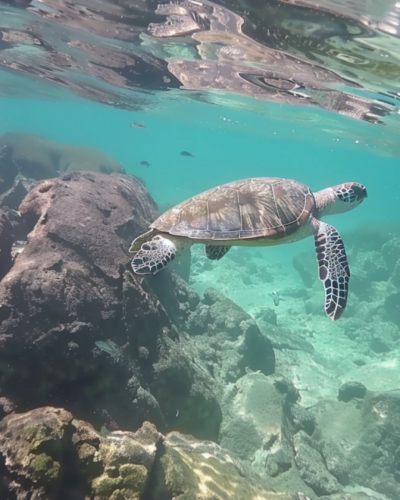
[149,431,307,500]
[0,407,161,500]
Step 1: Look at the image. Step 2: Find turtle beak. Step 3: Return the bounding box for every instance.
[353,183,368,201]
[354,184,368,201]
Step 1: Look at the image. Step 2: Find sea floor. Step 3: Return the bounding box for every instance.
[189,243,400,407]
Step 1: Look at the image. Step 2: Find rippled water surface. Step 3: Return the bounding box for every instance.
[1,0,400,148]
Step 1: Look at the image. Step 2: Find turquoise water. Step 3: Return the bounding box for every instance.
[3,97,398,223]
[2,2,400,498]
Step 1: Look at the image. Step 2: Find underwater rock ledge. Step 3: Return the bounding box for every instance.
[0,171,224,440]
[0,405,311,500]
[0,133,126,211]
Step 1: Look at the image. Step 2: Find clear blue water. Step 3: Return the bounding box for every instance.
[3,97,398,225]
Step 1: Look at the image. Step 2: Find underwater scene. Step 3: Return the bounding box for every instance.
[1,0,400,499]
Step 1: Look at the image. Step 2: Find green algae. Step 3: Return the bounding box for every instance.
[29,453,60,481]
[92,463,148,500]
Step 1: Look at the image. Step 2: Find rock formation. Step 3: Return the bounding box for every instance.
[0,172,221,441]
[0,132,125,210]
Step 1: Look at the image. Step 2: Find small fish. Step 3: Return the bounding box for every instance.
[130,122,146,129]
[100,425,110,437]
[95,340,120,356]
[175,409,179,418]
[271,291,284,306]
[180,151,195,157]
[140,161,151,167]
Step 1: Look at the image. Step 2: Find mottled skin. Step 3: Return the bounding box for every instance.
[130,177,367,321]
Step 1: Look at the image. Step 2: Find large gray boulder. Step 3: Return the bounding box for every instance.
[0,172,221,441]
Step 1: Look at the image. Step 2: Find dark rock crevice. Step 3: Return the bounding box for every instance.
[0,207,32,283]
[141,440,172,500]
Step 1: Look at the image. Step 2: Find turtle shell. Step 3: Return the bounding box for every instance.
[151,177,315,241]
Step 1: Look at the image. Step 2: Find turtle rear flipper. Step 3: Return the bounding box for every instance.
[131,235,176,275]
[205,245,231,260]
[314,221,350,321]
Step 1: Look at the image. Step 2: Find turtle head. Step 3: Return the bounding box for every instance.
[315,182,367,217]
[333,182,368,206]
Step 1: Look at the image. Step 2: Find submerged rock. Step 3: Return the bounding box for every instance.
[349,391,400,500]
[220,373,316,498]
[288,403,316,435]
[293,431,341,496]
[92,424,162,499]
[274,349,336,406]
[0,132,125,210]
[0,406,311,500]
[150,431,307,500]
[0,172,221,441]
[253,305,278,326]
[0,406,161,500]
[258,319,314,354]
[338,381,367,402]
[320,493,381,500]
[311,392,400,500]
[0,207,21,281]
[0,132,125,178]
[187,288,275,383]
[340,358,400,393]
[318,438,350,486]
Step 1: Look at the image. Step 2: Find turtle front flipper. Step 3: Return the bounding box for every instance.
[129,229,156,253]
[205,245,231,260]
[314,221,350,321]
[130,235,176,275]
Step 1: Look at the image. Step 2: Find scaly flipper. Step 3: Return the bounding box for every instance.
[130,235,176,275]
[314,221,350,321]
[205,245,231,260]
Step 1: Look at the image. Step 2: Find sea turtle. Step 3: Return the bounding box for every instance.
[129,177,367,321]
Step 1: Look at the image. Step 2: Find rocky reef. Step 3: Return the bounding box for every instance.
[0,406,312,500]
[0,171,223,442]
[0,132,125,210]
[0,167,397,499]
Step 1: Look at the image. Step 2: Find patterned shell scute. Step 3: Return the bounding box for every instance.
[151,178,315,240]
